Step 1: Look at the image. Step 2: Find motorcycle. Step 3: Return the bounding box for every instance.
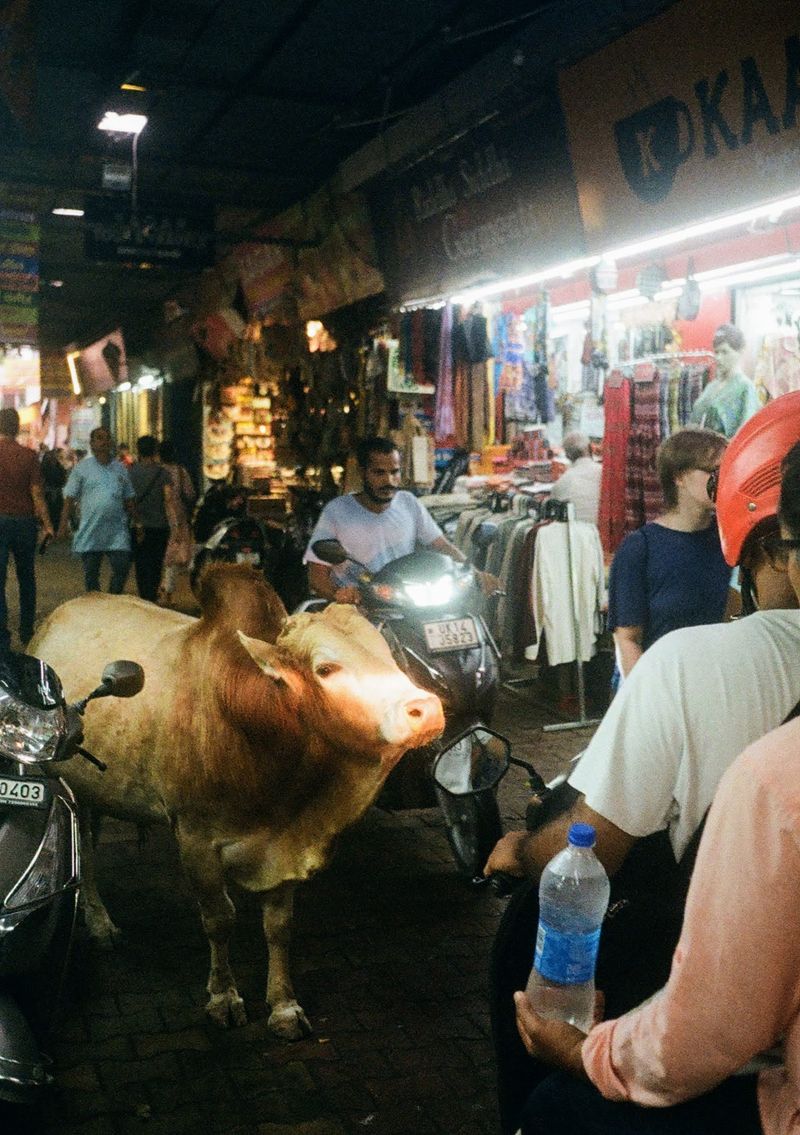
[0,651,144,1113]
[191,484,326,611]
[307,539,543,879]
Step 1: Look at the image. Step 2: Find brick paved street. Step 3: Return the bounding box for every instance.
[4,544,598,1135]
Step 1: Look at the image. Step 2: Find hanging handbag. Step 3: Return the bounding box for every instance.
[676,257,701,321]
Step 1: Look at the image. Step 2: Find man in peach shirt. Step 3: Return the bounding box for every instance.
[512,442,800,1135]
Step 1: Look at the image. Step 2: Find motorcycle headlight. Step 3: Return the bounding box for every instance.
[0,687,65,764]
[403,575,457,607]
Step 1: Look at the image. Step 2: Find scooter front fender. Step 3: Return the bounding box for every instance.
[0,992,51,1104]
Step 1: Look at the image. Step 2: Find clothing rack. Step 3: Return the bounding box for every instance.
[606,350,714,387]
[541,500,603,734]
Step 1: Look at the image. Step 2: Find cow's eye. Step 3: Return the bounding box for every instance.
[315,662,340,678]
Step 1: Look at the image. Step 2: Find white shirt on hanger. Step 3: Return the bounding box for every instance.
[525,519,605,665]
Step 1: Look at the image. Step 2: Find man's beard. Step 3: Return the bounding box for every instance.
[364,484,396,505]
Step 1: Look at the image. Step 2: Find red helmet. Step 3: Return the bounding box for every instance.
[716,390,800,566]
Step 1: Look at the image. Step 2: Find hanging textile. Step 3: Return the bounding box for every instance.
[624,370,662,535]
[433,302,455,443]
[598,374,631,556]
[526,519,606,665]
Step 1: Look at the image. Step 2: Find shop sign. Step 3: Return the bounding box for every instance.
[237,188,383,320]
[0,206,38,346]
[366,88,585,304]
[559,0,800,251]
[84,199,215,269]
[76,328,128,395]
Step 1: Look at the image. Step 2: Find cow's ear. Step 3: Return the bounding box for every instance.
[237,631,288,685]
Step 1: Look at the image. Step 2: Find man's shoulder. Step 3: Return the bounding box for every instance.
[320,493,358,516]
[648,610,800,671]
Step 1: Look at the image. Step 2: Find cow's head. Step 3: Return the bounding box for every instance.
[242,604,443,770]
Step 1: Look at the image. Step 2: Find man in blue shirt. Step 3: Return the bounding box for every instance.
[304,436,483,603]
[59,427,136,593]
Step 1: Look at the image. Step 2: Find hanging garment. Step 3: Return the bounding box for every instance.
[526,520,605,665]
[597,375,631,556]
[625,375,662,535]
[434,302,455,443]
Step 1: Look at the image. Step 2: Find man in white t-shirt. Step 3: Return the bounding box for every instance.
[304,436,491,603]
[549,432,602,525]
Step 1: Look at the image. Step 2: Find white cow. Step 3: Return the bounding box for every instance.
[30,564,443,1038]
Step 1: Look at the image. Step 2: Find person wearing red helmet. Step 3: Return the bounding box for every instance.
[486,392,800,1135]
[513,431,800,1135]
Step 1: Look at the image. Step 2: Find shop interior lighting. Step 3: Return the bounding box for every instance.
[447,189,800,309]
[97,112,147,135]
[65,351,81,396]
[549,253,800,324]
[51,207,84,217]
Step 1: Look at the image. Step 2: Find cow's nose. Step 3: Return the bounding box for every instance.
[404,692,445,736]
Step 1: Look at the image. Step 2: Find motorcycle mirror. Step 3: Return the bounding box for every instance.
[98,661,145,699]
[312,539,350,565]
[432,727,511,797]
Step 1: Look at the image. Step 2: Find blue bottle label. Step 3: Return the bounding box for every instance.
[534,919,601,984]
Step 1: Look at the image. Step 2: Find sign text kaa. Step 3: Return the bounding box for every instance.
[616,33,800,204]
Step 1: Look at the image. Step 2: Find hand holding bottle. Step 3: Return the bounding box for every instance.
[513,991,589,1075]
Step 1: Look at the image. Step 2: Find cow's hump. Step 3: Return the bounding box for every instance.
[196,563,287,642]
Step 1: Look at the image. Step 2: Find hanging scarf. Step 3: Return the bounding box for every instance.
[434,302,455,443]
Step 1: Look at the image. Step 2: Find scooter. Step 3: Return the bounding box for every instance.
[191,485,326,611]
[307,539,543,879]
[0,651,144,1112]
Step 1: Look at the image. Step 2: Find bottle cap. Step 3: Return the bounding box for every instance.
[568,822,596,847]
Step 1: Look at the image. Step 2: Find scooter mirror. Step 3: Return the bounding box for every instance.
[312,539,349,565]
[99,661,145,698]
[432,727,510,797]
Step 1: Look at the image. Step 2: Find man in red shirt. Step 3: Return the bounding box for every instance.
[0,408,54,652]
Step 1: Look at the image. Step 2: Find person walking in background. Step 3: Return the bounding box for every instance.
[158,438,196,606]
[549,432,602,525]
[59,426,135,594]
[608,426,730,682]
[0,408,54,651]
[129,435,175,603]
[40,446,67,532]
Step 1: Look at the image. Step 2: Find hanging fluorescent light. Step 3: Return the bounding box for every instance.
[442,188,800,310]
[97,111,148,135]
[65,351,81,396]
[52,207,84,217]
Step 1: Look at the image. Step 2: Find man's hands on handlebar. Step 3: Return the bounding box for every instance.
[333,585,361,605]
[475,569,502,596]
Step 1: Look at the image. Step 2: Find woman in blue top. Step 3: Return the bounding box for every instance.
[609,426,730,681]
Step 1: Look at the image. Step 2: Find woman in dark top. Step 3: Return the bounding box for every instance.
[609,426,730,681]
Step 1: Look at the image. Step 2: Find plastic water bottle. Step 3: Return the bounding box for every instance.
[525,822,610,1032]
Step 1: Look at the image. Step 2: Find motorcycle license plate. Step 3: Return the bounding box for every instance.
[0,774,49,809]
[422,616,479,652]
[235,551,261,565]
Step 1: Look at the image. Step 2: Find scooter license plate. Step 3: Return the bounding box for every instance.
[235,551,261,565]
[0,774,49,809]
[422,616,479,652]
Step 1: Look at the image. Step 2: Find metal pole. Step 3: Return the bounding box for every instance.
[543,503,602,733]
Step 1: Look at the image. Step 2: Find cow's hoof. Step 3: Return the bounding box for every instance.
[268,1001,312,1040]
[205,991,247,1028]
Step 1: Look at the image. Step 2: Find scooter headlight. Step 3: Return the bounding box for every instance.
[0,688,64,764]
[403,575,458,607]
